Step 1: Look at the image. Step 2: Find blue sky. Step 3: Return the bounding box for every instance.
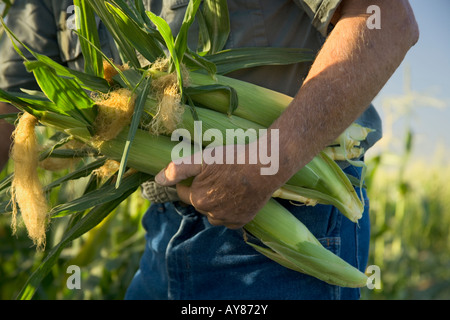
[368,0,450,163]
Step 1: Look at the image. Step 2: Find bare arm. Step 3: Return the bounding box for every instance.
[0,102,18,171]
[266,0,420,188]
[155,0,419,228]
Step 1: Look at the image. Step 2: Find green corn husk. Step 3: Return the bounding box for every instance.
[245,199,368,288]
[41,110,368,288]
[0,0,371,295]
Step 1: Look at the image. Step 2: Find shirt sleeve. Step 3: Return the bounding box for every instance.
[0,0,61,92]
[293,0,342,37]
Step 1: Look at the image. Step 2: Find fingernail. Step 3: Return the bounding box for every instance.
[155,170,166,185]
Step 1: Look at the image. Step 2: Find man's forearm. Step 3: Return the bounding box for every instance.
[265,0,419,187]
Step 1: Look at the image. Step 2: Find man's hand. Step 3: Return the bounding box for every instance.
[155,143,277,229]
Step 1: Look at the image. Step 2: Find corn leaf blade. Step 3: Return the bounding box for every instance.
[207,47,315,75]
[74,30,133,90]
[74,0,104,77]
[15,173,147,300]
[105,2,164,62]
[1,18,109,92]
[43,158,107,193]
[201,0,230,54]
[174,0,202,64]
[183,48,218,77]
[49,171,150,218]
[146,10,184,95]
[26,63,97,130]
[115,76,152,188]
[88,0,140,68]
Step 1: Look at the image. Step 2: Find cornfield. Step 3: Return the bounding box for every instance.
[361,83,450,299]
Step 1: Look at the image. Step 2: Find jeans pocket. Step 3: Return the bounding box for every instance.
[318,236,341,256]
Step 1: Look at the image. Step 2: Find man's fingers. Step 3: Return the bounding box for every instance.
[176,184,210,216]
[175,183,193,206]
[155,158,202,187]
[176,184,243,229]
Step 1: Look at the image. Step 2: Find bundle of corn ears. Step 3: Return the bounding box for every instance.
[0,0,372,298]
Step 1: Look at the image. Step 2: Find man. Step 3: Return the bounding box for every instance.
[0,0,418,299]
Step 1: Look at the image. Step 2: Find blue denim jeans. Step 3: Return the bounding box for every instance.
[125,165,370,300]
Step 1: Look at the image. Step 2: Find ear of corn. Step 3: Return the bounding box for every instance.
[0,0,371,297]
[245,199,368,288]
[74,0,104,77]
[116,67,365,221]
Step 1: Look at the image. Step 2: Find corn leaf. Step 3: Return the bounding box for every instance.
[113,68,142,89]
[109,0,161,42]
[134,0,152,26]
[201,0,230,54]
[1,19,109,92]
[110,0,142,24]
[43,158,107,193]
[0,173,13,196]
[0,88,43,111]
[0,87,48,118]
[174,0,202,65]
[195,9,211,54]
[146,11,184,95]
[50,171,150,218]
[38,134,75,162]
[105,2,164,63]
[16,172,148,300]
[89,0,140,68]
[25,63,97,130]
[207,47,315,75]
[74,0,104,77]
[183,48,217,77]
[74,30,133,90]
[115,76,152,188]
[0,112,17,124]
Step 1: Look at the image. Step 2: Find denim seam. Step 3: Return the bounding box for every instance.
[166,217,187,300]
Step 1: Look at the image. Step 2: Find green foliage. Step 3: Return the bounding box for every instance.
[0,154,149,300]
[360,128,450,299]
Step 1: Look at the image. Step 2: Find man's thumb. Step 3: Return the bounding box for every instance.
[155,160,202,186]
